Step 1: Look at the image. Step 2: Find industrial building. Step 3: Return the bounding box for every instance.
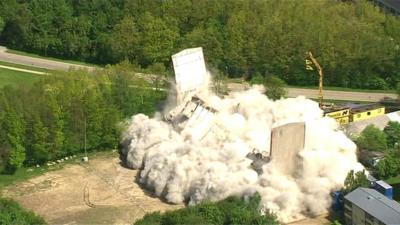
[344,188,400,225]
[347,104,386,122]
[323,103,386,125]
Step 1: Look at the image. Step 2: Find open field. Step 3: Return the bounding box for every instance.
[0,67,42,87]
[1,151,181,225]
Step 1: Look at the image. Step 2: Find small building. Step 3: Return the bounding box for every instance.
[344,103,385,122]
[375,180,394,200]
[344,187,400,225]
[323,106,350,125]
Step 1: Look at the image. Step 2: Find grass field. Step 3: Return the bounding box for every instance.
[0,68,42,88]
[6,49,102,68]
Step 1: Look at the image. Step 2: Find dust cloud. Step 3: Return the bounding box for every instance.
[120,72,363,223]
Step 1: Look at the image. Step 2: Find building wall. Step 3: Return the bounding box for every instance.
[352,204,366,225]
[351,107,385,122]
[345,199,385,225]
[269,122,305,175]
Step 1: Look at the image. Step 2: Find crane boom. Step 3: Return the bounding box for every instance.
[306,52,323,108]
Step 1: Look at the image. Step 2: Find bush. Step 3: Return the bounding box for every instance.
[356,125,387,152]
[0,197,46,225]
[134,193,279,225]
[384,121,400,148]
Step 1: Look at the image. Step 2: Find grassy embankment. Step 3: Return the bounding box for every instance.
[0,60,54,87]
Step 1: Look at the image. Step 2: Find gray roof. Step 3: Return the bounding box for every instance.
[377,0,400,13]
[376,180,392,189]
[345,188,400,225]
[347,111,400,134]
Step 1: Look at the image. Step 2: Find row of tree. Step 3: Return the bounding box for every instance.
[0,64,166,173]
[0,0,399,89]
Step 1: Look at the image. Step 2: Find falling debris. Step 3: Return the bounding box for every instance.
[120,48,363,223]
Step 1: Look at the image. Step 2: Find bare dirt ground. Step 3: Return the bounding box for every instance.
[287,213,331,225]
[1,152,181,225]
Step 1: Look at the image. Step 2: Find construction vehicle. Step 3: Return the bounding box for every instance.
[306,52,324,108]
[305,52,385,125]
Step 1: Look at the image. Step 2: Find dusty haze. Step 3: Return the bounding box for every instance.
[120,73,363,223]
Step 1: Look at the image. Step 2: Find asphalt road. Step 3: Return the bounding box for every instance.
[0,46,94,71]
[0,46,397,102]
[226,83,397,102]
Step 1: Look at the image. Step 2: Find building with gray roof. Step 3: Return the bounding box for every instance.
[344,187,400,225]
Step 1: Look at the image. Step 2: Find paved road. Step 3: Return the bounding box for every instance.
[0,46,397,102]
[0,46,94,71]
[226,83,397,102]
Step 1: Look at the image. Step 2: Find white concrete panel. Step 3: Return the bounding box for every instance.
[172,47,207,96]
[270,122,305,175]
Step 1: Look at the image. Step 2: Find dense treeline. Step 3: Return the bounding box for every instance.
[0,0,399,89]
[135,193,279,225]
[0,197,46,225]
[0,64,166,173]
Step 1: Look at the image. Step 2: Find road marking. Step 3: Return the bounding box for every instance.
[0,64,48,75]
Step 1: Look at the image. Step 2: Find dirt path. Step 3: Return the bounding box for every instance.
[0,46,94,72]
[1,153,181,225]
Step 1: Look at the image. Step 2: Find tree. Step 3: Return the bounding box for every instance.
[0,197,46,225]
[264,75,288,100]
[3,109,26,173]
[375,150,400,179]
[356,125,387,152]
[0,16,5,35]
[383,121,400,148]
[397,82,400,100]
[250,74,287,100]
[109,16,140,63]
[30,115,49,164]
[138,12,179,66]
[343,170,369,195]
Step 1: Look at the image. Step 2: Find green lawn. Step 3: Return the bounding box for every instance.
[6,49,102,68]
[0,167,49,191]
[0,68,42,88]
[386,175,400,185]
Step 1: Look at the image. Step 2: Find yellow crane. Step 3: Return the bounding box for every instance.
[305,51,323,108]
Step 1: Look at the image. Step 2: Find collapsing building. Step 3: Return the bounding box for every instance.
[120,47,364,223]
[166,47,306,174]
